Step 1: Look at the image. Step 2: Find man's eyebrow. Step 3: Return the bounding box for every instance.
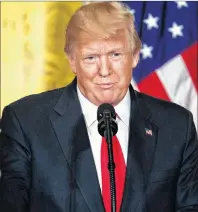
[82,47,127,55]
[108,48,126,52]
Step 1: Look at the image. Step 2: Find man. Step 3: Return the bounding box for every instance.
[0,2,198,212]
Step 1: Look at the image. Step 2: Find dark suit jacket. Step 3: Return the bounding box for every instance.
[0,78,198,212]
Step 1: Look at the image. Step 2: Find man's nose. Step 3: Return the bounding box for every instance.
[98,56,112,77]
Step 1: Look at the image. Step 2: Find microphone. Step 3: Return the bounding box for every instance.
[97,103,118,212]
[97,103,118,138]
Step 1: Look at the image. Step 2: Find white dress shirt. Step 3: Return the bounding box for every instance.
[77,86,131,189]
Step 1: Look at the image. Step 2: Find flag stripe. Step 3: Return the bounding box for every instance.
[181,42,198,92]
[137,72,170,101]
[156,55,197,128]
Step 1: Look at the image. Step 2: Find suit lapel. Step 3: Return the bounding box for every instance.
[121,86,159,212]
[50,79,104,212]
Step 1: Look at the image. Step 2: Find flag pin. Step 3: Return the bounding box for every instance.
[145,128,153,136]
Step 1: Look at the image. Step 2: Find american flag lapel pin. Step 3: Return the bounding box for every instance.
[145,128,153,136]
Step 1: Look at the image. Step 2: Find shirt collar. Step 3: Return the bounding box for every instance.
[77,85,131,128]
[114,89,131,127]
[77,86,98,127]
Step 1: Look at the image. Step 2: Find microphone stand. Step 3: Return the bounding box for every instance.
[103,111,116,212]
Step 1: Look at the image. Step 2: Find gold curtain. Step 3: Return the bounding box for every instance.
[1,2,82,115]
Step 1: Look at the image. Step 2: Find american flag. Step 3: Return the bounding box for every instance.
[145,128,153,136]
[125,1,198,130]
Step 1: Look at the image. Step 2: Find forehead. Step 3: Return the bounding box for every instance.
[78,34,130,55]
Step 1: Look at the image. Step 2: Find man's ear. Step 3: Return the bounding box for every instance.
[132,51,140,68]
[67,53,77,74]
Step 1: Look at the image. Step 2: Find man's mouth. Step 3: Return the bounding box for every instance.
[96,83,115,89]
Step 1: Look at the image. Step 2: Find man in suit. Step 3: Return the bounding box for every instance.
[0,2,198,212]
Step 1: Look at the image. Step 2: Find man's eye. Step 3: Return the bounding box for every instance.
[84,56,97,63]
[114,53,121,56]
[110,52,122,58]
[87,56,95,60]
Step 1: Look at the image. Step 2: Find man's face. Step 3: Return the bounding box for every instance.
[68,33,139,106]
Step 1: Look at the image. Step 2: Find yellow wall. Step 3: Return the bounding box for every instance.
[1,2,82,115]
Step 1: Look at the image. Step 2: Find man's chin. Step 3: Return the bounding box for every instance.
[97,96,117,106]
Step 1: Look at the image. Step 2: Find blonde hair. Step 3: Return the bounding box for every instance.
[65,2,141,55]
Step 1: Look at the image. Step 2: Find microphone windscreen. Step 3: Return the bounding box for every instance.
[97,103,116,121]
